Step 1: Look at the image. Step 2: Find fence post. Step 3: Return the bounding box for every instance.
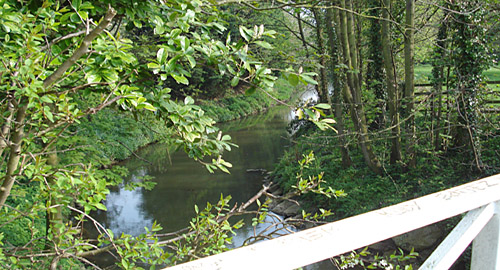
[471,202,500,270]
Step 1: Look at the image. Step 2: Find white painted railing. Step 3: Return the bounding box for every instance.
[164,174,500,270]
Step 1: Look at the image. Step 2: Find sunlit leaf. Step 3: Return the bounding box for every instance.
[172,74,189,85]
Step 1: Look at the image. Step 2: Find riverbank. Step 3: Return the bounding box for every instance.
[80,77,298,165]
[199,78,298,122]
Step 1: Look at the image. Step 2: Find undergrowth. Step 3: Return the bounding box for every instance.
[271,120,500,220]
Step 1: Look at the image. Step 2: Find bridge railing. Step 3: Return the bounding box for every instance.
[164,174,500,270]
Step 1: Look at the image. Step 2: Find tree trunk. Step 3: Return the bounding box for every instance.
[335,0,382,175]
[366,0,385,130]
[46,147,63,245]
[404,0,416,168]
[312,8,329,104]
[431,10,449,151]
[326,7,352,168]
[381,0,402,164]
[450,1,486,170]
[0,101,14,160]
[0,105,27,209]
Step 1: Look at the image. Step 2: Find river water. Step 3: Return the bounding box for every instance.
[94,90,335,268]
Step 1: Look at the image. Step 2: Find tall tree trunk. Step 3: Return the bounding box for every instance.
[312,8,329,104]
[366,0,385,130]
[346,0,362,97]
[381,0,402,164]
[326,7,352,168]
[404,0,416,168]
[335,0,382,175]
[431,9,449,151]
[46,146,63,245]
[0,100,15,160]
[450,1,487,170]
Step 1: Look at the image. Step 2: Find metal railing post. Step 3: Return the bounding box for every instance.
[471,201,500,270]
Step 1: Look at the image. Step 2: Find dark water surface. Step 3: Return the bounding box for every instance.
[96,105,294,237]
[94,90,335,268]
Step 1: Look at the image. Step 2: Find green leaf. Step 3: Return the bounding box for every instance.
[314,103,331,110]
[254,40,273,49]
[72,0,81,10]
[184,96,194,105]
[172,74,189,85]
[147,62,160,69]
[300,74,318,85]
[231,76,239,87]
[170,29,182,38]
[70,13,80,23]
[101,69,118,82]
[186,55,196,68]
[179,36,190,51]
[288,74,299,86]
[239,26,250,41]
[320,118,336,124]
[245,86,256,95]
[157,48,168,64]
[44,107,54,122]
[86,72,102,83]
[95,203,107,211]
[304,108,316,119]
[78,11,88,20]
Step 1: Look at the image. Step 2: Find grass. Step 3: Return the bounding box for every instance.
[414,64,500,83]
[414,64,500,105]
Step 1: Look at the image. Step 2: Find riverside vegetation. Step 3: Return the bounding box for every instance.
[1,0,500,269]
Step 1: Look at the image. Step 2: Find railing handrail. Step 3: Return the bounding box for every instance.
[164,174,500,270]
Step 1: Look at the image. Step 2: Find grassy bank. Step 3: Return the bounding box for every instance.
[199,78,295,122]
[72,78,295,164]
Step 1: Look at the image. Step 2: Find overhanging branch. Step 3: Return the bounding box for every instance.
[43,6,117,89]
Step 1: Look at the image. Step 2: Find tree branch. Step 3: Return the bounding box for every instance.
[43,6,117,88]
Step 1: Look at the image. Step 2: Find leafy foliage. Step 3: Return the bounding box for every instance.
[0,0,300,268]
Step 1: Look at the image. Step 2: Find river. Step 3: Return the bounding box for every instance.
[94,90,335,269]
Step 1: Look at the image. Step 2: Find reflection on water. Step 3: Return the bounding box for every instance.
[104,169,154,236]
[94,89,338,268]
[98,105,295,237]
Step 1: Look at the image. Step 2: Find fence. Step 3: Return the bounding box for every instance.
[164,174,500,270]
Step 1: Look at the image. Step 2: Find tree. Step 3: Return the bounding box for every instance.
[0,0,282,268]
[449,0,490,170]
[381,0,403,164]
[325,6,352,168]
[404,0,416,168]
[365,0,386,130]
[334,0,382,175]
[431,5,450,151]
